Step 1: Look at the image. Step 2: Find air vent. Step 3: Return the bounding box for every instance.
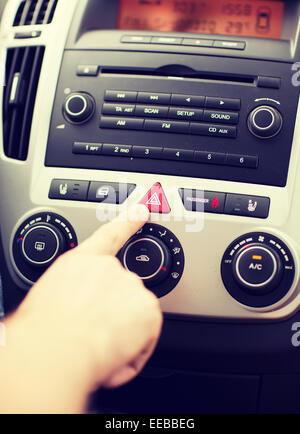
[13,0,58,26]
[2,47,45,160]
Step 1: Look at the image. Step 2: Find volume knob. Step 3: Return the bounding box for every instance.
[63,92,95,124]
[248,105,282,139]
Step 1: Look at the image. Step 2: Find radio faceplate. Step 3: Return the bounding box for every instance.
[45,50,298,187]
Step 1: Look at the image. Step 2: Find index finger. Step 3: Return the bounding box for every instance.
[79,204,150,256]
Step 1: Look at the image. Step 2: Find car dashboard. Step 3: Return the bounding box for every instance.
[1,0,300,413]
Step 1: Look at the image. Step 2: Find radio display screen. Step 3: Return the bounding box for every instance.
[118,0,284,40]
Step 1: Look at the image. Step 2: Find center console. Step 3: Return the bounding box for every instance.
[2,0,300,413]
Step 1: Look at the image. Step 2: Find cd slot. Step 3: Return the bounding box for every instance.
[100,66,256,86]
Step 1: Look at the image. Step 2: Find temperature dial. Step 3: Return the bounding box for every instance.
[221,232,295,308]
[13,213,78,286]
[117,223,184,298]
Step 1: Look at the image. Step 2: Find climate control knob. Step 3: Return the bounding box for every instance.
[221,233,295,308]
[21,224,65,267]
[63,92,95,124]
[232,244,282,293]
[117,223,184,298]
[13,213,78,286]
[123,236,172,287]
[248,105,282,138]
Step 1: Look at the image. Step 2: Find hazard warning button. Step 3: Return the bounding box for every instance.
[140,183,171,214]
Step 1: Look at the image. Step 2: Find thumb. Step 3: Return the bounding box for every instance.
[78,204,150,256]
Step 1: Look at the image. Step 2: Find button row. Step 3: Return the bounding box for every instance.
[49,180,136,204]
[72,142,258,169]
[102,104,239,125]
[99,117,237,137]
[121,35,246,51]
[104,90,241,110]
[49,180,269,219]
[179,189,270,219]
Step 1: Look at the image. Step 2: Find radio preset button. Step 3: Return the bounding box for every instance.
[135,105,169,118]
[205,97,241,110]
[102,144,132,157]
[171,94,205,107]
[137,92,171,105]
[132,146,163,159]
[191,123,237,138]
[72,142,102,155]
[100,117,144,130]
[203,110,239,124]
[104,90,137,103]
[226,154,258,169]
[162,148,194,162]
[195,151,226,165]
[144,119,189,134]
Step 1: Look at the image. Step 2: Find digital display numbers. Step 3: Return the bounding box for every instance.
[118,0,284,40]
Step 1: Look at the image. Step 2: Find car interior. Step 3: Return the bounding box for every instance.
[1,0,300,414]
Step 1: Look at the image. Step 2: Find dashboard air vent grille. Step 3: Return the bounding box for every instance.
[13,0,58,26]
[2,46,45,160]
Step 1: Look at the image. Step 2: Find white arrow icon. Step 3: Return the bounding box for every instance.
[146,192,161,206]
[186,97,191,103]
[220,101,225,105]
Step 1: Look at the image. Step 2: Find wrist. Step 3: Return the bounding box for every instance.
[0,314,93,413]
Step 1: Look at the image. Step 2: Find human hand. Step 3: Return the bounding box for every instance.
[2,205,162,413]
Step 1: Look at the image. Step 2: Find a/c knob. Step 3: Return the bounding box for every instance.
[232,244,283,294]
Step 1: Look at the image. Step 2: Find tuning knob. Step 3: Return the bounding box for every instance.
[117,223,185,298]
[63,92,95,124]
[248,105,282,138]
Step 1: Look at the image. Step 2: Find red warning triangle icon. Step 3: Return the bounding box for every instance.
[140,183,171,214]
